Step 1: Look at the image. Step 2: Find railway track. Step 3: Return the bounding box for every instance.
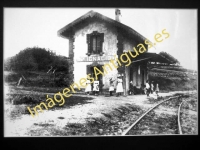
[177,101,184,134]
[178,94,197,135]
[122,94,188,135]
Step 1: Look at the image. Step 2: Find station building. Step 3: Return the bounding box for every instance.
[57,9,172,94]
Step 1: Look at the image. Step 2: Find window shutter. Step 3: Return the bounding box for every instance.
[87,34,91,53]
[100,33,104,42]
[97,36,101,53]
[100,33,104,53]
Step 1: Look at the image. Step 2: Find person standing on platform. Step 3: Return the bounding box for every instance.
[150,81,154,94]
[93,79,99,96]
[109,78,115,96]
[116,74,123,97]
[155,83,159,96]
[85,78,92,95]
[146,80,150,97]
[129,81,134,95]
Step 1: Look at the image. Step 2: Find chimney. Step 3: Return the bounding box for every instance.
[115,9,121,22]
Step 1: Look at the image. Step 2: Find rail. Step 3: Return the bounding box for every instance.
[122,95,181,135]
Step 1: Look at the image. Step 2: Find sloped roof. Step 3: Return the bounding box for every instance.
[129,52,175,64]
[58,10,147,42]
[159,51,180,64]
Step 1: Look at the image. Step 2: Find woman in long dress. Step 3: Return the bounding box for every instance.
[116,75,123,97]
[85,79,92,95]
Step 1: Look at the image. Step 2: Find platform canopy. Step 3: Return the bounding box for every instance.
[129,52,176,64]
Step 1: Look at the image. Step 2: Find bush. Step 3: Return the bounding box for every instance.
[12,95,41,105]
[149,75,197,92]
[5,72,21,83]
[4,47,69,73]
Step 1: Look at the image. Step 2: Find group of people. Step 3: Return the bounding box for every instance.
[145,80,159,97]
[85,75,159,97]
[85,79,100,96]
[85,74,124,96]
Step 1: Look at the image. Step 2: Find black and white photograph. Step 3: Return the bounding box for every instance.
[3,8,198,137]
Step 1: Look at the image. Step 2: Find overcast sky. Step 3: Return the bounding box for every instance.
[4,8,197,70]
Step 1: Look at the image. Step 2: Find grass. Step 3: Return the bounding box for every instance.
[11,85,69,93]
[6,93,94,120]
[149,75,197,92]
[5,70,73,88]
[128,111,178,135]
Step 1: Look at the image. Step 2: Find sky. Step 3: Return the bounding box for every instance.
[4,8,197,70]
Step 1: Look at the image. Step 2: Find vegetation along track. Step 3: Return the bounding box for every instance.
[122,94,195,135]
[178,94,197,135]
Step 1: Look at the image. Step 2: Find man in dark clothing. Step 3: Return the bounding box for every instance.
[129,81,134,95]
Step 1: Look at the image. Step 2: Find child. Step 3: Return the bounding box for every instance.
[93,79,99,96]
[109,78,115,96]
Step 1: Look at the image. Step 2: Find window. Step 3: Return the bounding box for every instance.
[86,31,104,56]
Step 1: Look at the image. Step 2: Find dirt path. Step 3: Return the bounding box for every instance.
[4,85,196,136]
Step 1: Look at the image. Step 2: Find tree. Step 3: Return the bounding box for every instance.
[4,47,69,72]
